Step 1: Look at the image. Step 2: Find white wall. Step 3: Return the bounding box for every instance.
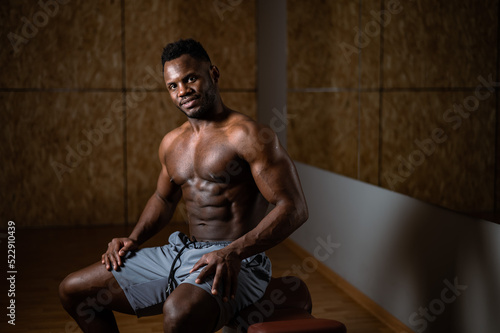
[290,162,500,333]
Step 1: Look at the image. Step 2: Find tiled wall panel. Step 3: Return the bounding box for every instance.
[359,0,382,89]
[0,0,122,89]
[383,0,498,88]
[286,0,499,219]
[287,0,359,89]
[0,92,124,227]
[381,91,496,212]
[287,91,359,179]
[287,0,381,89]
[359,92,380,184]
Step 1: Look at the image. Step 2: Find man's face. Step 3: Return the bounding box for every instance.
[163,54,218,119]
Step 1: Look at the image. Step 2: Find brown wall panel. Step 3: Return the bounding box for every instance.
[286,0,499,220]
[0,0,122,89]
[287,0,359,89]
[0,92,124,227]
[287,91,359,179]
[359,92,380,185]
[381,91,496,213]
[383,0,498,88]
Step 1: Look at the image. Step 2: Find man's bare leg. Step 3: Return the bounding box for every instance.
[163,283,221,333]
[59,262,134,333]
[60,262,222,333]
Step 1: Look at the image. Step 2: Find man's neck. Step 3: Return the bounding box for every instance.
[187,103,229,132]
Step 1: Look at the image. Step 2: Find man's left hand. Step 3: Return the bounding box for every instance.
[190,249,241,302]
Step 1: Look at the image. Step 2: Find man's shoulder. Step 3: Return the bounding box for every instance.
[159,122,190,148]
[226,111,265,137]
[225,111,278,154]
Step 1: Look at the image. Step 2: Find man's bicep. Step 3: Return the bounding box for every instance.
[232,121,305,207]
[250,138,304,207]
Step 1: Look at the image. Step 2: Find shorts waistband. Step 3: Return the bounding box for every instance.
[171,231,232,249]
[189,238,232,248]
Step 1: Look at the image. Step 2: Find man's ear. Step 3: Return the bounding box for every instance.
[210,65,220,83]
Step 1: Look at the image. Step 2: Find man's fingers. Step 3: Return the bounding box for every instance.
[102,250,121,271]
[211,267,223,296]
[113,250,124,269]
[118,246,127,256]
[102,254,109,269]
[221,268,238,301]
[101,238,137,271]
[195,265,214,284]
[115,253,122,268]
[102,254,113,271]
[119,239,137,256]
[190,259,205,274]
[190,251,241,301]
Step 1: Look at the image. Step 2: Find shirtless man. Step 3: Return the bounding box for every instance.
[59,38,308,333]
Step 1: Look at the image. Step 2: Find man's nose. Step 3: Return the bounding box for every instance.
[178,83,192,97]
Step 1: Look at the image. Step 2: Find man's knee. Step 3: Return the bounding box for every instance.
[162,295,191,331]
[162,285,220,333]
[59,264,113,305]
[59,272,80,303]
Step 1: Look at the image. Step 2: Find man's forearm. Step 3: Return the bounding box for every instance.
[128,192,178,245]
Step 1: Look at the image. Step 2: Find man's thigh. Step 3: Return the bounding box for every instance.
[64,261,135,315]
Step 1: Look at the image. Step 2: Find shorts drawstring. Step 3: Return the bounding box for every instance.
[164,234,234,296]
[165,235,195,296]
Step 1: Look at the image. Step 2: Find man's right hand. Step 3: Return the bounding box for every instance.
[101,237,139,271]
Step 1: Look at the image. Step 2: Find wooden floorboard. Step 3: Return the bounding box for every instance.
[1,224,396,332]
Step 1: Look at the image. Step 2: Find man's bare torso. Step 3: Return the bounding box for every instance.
[163,110,269,242]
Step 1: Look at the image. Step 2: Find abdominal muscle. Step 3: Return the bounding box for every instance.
[181,178,268,242]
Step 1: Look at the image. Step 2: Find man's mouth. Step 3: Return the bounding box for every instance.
[180,97,199,108]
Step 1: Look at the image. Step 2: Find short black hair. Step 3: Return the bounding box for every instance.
[161,38,211,67]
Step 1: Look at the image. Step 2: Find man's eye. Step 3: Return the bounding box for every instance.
[168,84,176,90]
[188,76,196,83]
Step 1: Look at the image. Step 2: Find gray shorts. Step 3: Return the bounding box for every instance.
[111,231,272,329]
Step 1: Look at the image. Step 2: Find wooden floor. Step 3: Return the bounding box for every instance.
[1,224,395,333]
